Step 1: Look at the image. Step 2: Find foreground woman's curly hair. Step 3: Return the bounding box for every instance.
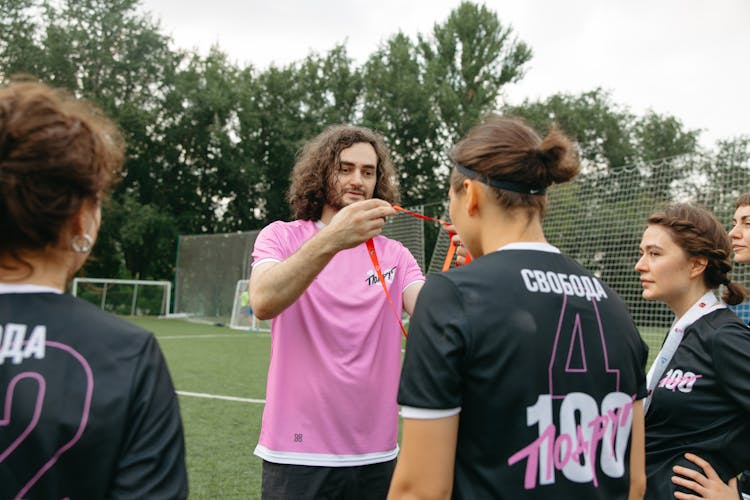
[287,125,398,220]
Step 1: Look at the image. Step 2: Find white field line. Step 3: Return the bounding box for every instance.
[177,390,265,404]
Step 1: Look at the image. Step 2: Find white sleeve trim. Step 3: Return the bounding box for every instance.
[741,493,749,500]
[251,257,281,268]
[400,405,461,419]
[402,279,425,293]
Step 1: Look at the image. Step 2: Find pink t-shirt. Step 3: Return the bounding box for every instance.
[252,220,424,466]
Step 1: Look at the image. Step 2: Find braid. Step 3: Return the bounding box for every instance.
[723,281,748,306]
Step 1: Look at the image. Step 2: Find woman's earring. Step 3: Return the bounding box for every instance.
[72,234,93,253]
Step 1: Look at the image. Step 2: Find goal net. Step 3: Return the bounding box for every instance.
[381,204,425,273]
[71,278,171,316]
[174,231,258,323]
[174,207,427,325]
[426,211,454,274]
[229,279,270,331]
[427,150,750,354]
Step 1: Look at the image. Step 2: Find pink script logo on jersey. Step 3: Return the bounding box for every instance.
[657,368,702,393]
[507,294,634,489]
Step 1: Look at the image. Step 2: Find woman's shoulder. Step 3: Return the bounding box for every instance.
[0,293,157,366]
[703,307,749,329]
[56,294,156,343]
[696,308,750,344]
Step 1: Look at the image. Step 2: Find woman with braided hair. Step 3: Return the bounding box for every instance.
[635,203,750,499]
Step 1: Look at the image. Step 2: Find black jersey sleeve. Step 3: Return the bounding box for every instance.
[398,274,469,410]
[634,323,650,400]
[110,335,188,499]
[740,472,750,495]
[712,323,750,413]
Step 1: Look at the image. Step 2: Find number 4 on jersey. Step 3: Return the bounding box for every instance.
[548,295,620,397]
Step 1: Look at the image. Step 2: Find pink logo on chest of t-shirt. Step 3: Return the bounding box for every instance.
[657,368,702,393]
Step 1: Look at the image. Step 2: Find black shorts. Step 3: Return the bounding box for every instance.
[261,459,396,500]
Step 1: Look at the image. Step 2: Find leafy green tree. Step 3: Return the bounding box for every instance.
[418,1,532,143]
[82,194,178,281]
[505,89,637,173]
[34,0,178,107]
[41,0,182,279]
[2,0,730,288]
[0,0,45,78]
[249,46,362,224]
[695,136,750,216]
[155,48,246,233]
[358,4,532,263]
[1,0,183,278]
[295,45,361,130]
[633,111,700,163]
[216,66,265,231]
[633,111,700,198]
[250,63,308,224]
[361,33,442,205]
[505,88,701,202]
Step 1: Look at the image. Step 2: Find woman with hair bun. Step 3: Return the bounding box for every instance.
[635,203,750,499]
[0,80,187,499]
[389,115,648,499]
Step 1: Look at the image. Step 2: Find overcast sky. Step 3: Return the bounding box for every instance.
[138,0,749,148]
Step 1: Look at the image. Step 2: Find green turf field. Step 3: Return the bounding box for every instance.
[128,316,664,499]
[638,326,664,367]
[128,318,268,499]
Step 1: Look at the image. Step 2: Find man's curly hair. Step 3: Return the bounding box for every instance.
[287,124,399,220]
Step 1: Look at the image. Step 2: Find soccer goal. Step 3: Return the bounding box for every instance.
[229,279,270,331]
[71,278,172,317]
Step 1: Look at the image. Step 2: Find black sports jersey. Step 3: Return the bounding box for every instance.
[0,291,188,499]
[645,308,750,499]
[398,245,648,499]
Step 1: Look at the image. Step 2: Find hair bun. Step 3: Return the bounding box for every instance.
[536,145,566,168]
[534,148,547,166]
[538,130,579,185]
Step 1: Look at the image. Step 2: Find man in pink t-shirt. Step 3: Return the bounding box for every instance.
[249,124,424,499]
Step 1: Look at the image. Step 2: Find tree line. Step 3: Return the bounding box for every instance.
[2,0,747,282]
